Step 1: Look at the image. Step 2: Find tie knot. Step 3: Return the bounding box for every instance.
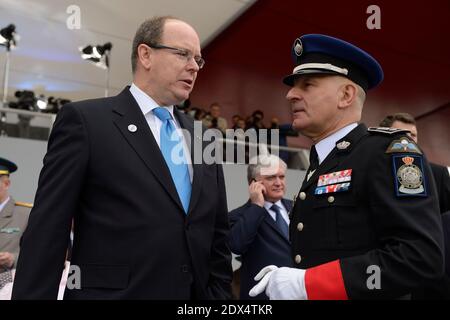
[153,107,172,122]
[271,204,281,214]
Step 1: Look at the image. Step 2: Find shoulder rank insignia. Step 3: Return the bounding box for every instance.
[368,127,410,135]
[392,155,427,197]
[15,201,33,208]
[386,137,422,154]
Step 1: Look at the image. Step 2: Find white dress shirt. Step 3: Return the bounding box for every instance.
[129,83,193,182]
[264,200,290,225]
[315,123,358,165]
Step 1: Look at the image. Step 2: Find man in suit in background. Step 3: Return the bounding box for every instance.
[12,16,232,299]
[229,154,293,299]
[0,158,31,271]
[379,113,450,214]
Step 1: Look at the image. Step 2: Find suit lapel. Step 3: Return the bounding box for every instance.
[263,201,291,242]
[301,150,339,191]
[174,109,204,215]
[281,198,292,212]
[111,88,183,211]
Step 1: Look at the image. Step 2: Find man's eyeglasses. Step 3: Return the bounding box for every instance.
[147,43,205,69]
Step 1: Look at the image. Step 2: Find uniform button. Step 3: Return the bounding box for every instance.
[297,222,304,231]
[181,265,189,273]
[299,192,306,200]
[294,255,302,264]
[328,196,335,203]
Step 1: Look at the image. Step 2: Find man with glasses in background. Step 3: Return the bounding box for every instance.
[13,16,232,300]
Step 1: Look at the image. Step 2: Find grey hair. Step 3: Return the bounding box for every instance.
[247,154,287,184]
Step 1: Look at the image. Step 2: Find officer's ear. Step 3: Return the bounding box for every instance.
[337,81,357,109]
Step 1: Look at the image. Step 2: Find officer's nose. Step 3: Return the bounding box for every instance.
[286,87,302,104]
[274,176,283,186]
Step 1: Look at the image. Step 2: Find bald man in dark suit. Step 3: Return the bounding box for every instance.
[12,16,232,300]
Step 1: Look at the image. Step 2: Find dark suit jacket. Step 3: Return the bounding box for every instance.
[430,163,450,214]
[12,87,232,299]
[229,199,293,299]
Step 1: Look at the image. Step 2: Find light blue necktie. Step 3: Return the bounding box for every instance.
[271,204,289,239]
[153,107,191,213]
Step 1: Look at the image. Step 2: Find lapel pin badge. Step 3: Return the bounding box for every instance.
[336,141,351,150]
[307,169,316,181]
[128,124,137,133]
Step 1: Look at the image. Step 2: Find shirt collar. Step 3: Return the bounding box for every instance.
[315,123,358,164]
[129,83,174,118]
[264,199,284,211]
[0,196,10,212]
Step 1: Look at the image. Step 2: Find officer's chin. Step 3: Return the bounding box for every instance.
[292,119,304,132]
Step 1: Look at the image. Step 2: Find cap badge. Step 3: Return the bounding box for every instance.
[294,38,303,56]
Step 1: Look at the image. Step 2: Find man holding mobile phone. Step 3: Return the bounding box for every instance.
[228,154,293,299]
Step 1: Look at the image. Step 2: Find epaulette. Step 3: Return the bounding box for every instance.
[15,201,33,208]
[368,127,411,135]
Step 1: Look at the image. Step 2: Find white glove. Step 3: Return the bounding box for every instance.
[250,266,307,300]
[266,267,307,300]
[248,265,278,297]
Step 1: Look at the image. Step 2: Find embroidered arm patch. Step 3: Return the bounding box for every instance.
[386,136,422,154]
[392,154,428,197]
[368,127,410,135]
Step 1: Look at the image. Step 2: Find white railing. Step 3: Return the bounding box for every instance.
[0,107,56,139]
[0,108,311,169]
[219,138,310,170]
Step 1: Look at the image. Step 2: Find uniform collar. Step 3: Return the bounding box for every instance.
[0,196,10,213]
[315,123,358,164]
[0,197,13,218]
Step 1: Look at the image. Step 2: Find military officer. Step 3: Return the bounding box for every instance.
[250,34,444,299]
[0,158,31,271]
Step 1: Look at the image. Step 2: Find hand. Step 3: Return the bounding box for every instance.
[0,252,15,269]
[250,266,307,300]
[249,265,278,297]
[265,267,307,300]
[249,180,266,207]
